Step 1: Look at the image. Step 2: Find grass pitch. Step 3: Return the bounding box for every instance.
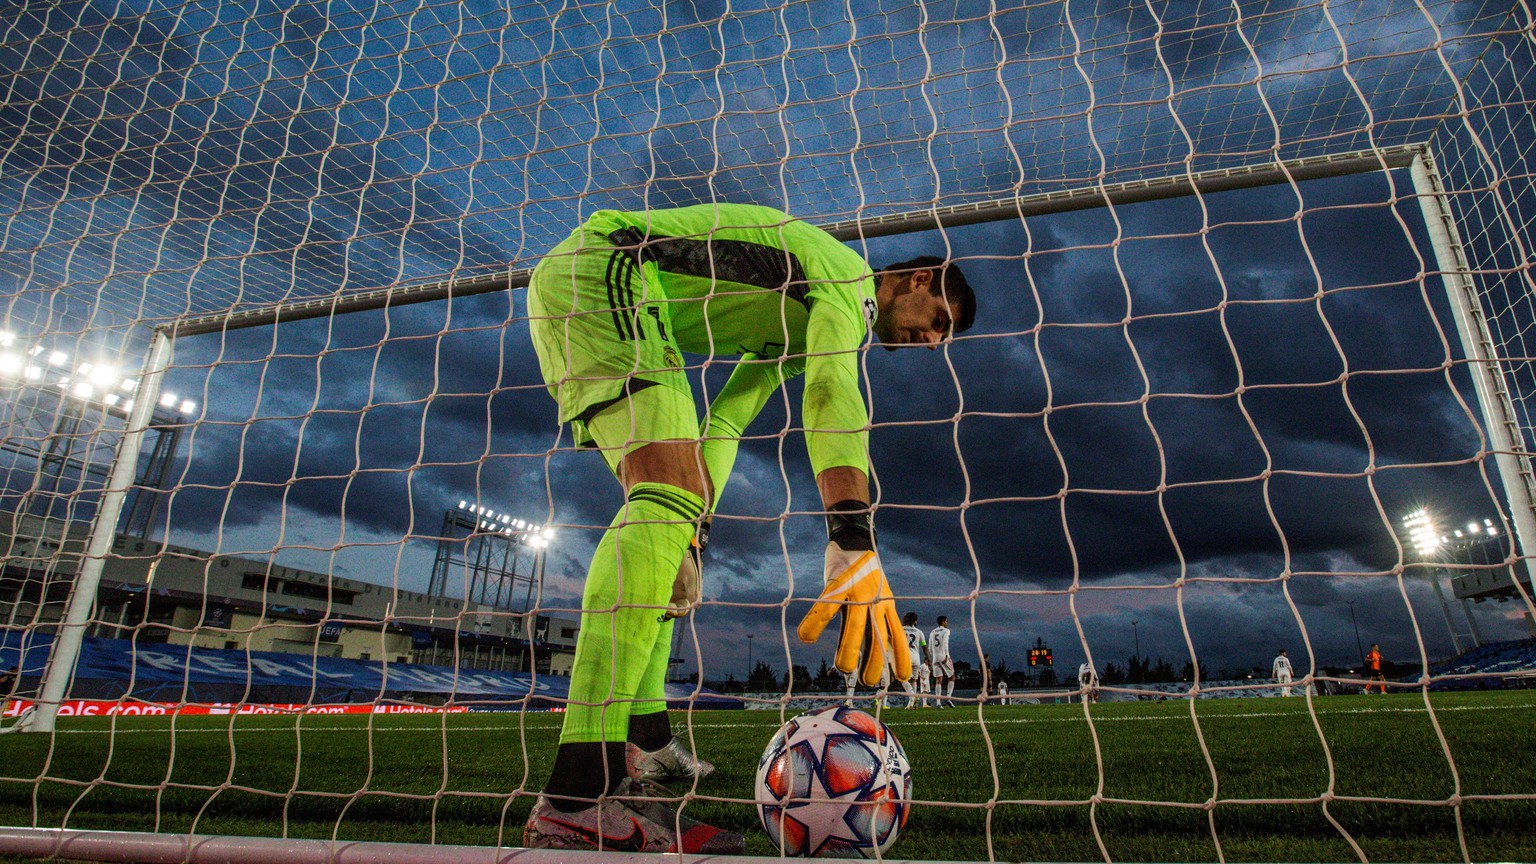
[1,691,1534,862]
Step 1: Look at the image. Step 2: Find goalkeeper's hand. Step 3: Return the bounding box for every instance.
[795,501,911,686]
[664,519,709,620]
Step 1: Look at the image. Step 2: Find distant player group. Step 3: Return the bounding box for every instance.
[843,613,959,707]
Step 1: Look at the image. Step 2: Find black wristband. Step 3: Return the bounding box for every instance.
[695,517,711,553]
[825,500,875,551]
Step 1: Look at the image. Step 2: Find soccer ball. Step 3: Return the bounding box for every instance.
[754,706,912,858]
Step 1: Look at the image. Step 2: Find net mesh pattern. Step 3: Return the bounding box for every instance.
[1,1,1535,861]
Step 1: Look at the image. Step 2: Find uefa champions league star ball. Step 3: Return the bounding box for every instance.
[754,706,912,858]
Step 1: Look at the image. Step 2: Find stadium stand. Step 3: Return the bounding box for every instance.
[1426,638,1536,690]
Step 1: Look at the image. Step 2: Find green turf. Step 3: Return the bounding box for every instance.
[1,692,1533,861]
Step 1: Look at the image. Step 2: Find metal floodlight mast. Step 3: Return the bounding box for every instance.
[1404,507,1467,656]
[428,501,555,612]
[1400,505,1502,655]
[0,335,196,533]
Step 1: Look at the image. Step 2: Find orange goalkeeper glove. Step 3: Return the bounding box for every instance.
[795,501,911,687]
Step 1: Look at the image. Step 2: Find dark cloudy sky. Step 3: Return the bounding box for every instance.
[2,0,1533,681]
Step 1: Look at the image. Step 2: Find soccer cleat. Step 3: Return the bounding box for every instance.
[626,736,715,784]
[523,778,743,854]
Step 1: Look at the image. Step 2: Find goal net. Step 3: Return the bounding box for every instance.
[1,1,1534,861]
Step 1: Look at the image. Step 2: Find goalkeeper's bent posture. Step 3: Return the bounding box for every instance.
[522,203,976,853]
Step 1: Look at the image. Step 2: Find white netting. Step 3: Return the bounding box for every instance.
[2,1,1536,861]
[0,0,1511,326]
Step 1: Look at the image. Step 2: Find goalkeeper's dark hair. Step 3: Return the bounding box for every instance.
[879,255,976,334]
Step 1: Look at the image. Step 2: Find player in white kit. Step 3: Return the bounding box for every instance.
[1078,662,1098,703]
[1272,648,1294,697]
[928,616,955,707]
[900,612,929,708]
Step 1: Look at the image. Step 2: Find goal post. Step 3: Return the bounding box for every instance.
[1408,148,1536,605]
[12,330,173,736]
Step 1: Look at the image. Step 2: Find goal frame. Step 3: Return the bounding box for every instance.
[7,142,1535,863]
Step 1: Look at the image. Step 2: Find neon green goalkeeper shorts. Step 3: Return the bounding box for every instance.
[528,227,698,461]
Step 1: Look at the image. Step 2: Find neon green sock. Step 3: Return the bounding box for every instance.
[633,616,675,717]
[559,482,702,745]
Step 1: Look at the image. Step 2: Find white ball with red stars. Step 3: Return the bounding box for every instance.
[754,706,912,858]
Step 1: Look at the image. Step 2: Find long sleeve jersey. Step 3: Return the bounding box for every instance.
[583,203,877,502]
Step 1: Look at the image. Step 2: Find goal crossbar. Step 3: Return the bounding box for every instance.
[169,145,1426,339]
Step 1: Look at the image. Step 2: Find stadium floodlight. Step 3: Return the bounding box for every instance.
[0,330,14,346]
[22,364,41,380]
[46,350,67,367]
[1401,508,1441,557]
[0,353,21,376]
[454,501,551,545]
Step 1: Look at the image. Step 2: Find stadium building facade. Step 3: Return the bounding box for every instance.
[0,511,578,677]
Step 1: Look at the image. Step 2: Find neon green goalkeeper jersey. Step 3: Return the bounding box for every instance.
[583,203,877,498]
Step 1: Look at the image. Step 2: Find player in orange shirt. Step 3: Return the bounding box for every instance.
[1364,643,1386,694]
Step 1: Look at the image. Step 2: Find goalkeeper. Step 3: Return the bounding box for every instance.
[522,202,975,853]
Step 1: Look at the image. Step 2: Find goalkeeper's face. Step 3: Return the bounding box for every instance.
[873,269,959,350]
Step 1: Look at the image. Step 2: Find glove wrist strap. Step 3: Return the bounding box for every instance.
[826,499,875,551]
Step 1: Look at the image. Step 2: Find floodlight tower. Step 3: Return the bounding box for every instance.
[428,501,554,612]
[1439,516,1500,648]
[1401,507,1487,655]
[0,333,196,534]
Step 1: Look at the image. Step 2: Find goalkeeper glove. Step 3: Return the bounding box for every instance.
[664,518,709,620]
[796,501,911,686]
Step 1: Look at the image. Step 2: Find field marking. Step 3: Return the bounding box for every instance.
[27,699,1536,736]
